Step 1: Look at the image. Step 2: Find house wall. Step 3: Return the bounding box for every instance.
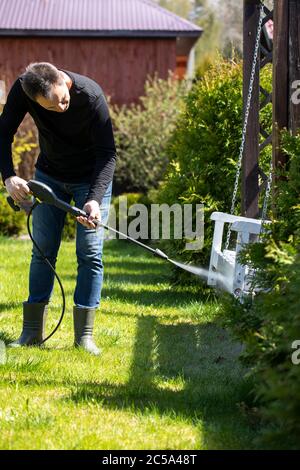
[0,37,177,105]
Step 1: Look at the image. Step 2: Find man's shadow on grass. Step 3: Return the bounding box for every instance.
[64,316,253,448]
[0,314,254,448]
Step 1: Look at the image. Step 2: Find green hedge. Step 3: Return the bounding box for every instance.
[219,130,300,449]
[155,58,272,281]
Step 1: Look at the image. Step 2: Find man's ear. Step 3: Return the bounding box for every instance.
[59,71,72,90]
[58,71,66,82]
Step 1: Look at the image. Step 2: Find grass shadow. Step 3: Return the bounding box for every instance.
[0,316,256,448]
[100,284,206,307]
[0,330,15,344]
[63,316,256,449]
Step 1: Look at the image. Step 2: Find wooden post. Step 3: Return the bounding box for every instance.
[272,0,300,204]
[241,0,300,219]
[289,0,300,134]
[272,0,289,170]
[242,0,260,218]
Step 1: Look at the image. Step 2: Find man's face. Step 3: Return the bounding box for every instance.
[36,80,70,113]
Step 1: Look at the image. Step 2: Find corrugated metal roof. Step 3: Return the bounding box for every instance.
[0,0,203,37]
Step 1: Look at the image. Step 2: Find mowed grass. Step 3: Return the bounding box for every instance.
[0,236,259,450]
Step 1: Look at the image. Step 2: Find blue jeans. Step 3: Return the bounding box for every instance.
[28,169,112,308]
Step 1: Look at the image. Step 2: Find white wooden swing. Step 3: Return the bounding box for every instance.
[206,3,272,298]
[207,212,266,297]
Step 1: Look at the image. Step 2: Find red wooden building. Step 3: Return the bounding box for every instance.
[0,0,202,105]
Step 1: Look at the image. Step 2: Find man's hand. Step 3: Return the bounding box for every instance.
[5,176,31,202]
[76,200,101,229]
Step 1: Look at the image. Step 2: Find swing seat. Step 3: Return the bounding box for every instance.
[207,212,269,297]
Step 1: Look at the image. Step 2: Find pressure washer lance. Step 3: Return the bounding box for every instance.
[7,181,169,261]
[32,180,170,259]
[7,181,209,344]
[8,180,211,275]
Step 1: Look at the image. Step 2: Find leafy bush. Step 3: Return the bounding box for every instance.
[0,189,26,236]
[218,130,300,449]
[62,212,77,241]
[110,73,188,195]
[155,58,272,281]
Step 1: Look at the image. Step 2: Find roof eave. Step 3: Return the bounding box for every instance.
[0,29,203,38]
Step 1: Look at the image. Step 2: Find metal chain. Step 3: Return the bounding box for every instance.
[225,2,265,250]
[260,159,273,236]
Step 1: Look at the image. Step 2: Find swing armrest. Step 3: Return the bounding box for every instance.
[210,211,261,224]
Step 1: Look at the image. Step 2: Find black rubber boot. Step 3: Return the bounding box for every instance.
[8,302,48,348]
[73,306,100,356]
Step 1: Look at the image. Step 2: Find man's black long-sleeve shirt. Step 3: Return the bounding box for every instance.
[0,69,117,205]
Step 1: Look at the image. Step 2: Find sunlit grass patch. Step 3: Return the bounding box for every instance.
[0,237,259,449]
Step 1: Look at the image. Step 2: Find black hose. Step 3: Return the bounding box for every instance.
[26,201,66,345]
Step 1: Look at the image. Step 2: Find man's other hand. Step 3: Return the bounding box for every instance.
[5,176,31,202]
[77,200,101,229]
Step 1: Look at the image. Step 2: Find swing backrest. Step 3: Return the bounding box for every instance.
[208,212,269,296]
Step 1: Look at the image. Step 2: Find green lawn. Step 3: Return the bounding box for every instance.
[0,236,259,450]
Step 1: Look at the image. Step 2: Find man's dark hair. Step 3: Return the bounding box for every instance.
[20,62,63,101]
